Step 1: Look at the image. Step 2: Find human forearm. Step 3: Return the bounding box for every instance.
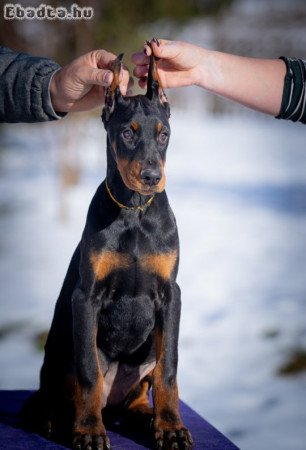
[133,39,291,118]
[197,49,286,116]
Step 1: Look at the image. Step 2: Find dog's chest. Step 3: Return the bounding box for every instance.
[88,223,176,358]
[89,222,178,288]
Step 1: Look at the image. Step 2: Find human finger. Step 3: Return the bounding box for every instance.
[78,66,114,87]
[131,51,150,66]
[133,64,149,79]
[94,49,117,70]
[145,38,181,60]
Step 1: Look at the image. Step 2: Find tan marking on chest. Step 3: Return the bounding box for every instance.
[90,251,132,281]
[140,251,178,281]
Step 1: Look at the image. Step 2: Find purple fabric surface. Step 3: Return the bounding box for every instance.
[0,390,239,449]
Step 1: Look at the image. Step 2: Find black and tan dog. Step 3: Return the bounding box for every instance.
[22,45,193,450]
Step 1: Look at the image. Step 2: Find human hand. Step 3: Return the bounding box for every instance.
[132,38,288,118]
[132,39,205,89]
[50,49,132,113]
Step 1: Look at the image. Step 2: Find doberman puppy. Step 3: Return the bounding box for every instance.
[22,44,193,450]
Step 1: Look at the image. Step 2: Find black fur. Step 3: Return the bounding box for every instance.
[21,52,193,450]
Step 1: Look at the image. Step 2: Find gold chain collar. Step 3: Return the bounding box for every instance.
[105,179,155,212]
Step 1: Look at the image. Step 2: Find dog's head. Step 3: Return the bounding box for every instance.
[102,52,170,196]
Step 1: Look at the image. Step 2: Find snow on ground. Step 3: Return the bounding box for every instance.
[0,112,306,450]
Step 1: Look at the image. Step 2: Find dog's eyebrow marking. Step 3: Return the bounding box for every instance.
[131,121,139,131]
[140,251,177,280]
[156,122,163,133]
[90,251,132,281]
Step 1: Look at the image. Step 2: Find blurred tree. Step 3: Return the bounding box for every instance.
[0,0,233,64]
[95,0,234,56]
[0,0,98,62]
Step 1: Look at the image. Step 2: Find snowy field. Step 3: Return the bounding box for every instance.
[0,111,306,450]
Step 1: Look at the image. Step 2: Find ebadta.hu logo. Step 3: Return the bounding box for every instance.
[3,3,94,20]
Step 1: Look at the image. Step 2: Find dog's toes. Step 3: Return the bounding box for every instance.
[154,429,165,449]
[72,433,83,450]
[73,435,82,450]
[178,428,194,448]
[97,436,111,450]
[154,427,193,449]
[73,433,111,450]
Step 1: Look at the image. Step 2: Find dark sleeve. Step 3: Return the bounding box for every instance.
[0,46,65,123]
[276,57,306,124]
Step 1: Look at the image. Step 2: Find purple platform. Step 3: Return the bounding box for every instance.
[0,390,239,449]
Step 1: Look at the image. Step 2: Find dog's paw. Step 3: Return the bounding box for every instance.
[154,427,194,449]
[73,432,111,450]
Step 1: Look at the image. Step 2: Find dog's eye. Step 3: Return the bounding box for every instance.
[159,131,169,144]
[122,129,134,141]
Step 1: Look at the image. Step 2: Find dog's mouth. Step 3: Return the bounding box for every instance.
[117,159,166,196]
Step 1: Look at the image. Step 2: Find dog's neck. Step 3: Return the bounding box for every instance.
[105,144,153,210]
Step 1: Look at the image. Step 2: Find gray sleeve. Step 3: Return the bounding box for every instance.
[0,46,65,123]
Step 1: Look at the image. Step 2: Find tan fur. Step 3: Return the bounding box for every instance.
[140,251,177,281]
[90,251,132,281]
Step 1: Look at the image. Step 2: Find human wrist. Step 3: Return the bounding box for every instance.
[195,48,221,91]
[50,68,67,113]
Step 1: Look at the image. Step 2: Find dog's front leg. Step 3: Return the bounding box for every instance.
[71,287,110,450]
[153,283,193,449]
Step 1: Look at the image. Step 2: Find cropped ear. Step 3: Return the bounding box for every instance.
[102,53,125,126]
[145,40,170,118]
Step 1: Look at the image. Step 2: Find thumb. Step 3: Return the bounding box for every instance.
[148,39,181,60]
[78,67,114,87]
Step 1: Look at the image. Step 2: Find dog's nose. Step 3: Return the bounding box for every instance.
[140,168,161,186]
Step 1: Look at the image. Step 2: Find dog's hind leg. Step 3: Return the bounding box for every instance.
[124,373,153,428]
[20,389,52,438]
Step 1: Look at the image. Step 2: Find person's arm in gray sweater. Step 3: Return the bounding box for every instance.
[0,46,63,123]
[0,46,131,124]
